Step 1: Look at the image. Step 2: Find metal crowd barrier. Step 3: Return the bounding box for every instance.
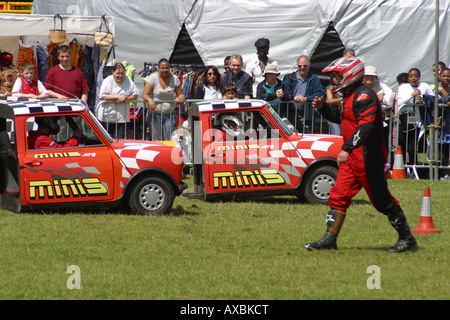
[94,99,331,142]
[93,99,450,180]
[395,103,450,180]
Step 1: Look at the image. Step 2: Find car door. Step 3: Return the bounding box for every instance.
[21,114,115,206]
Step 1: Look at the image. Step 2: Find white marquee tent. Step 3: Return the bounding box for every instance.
[31,0,450,89]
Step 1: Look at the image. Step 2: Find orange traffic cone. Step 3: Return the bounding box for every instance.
[412,187,440,234]
[391,146,406,179]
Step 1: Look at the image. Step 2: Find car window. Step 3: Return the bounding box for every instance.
[211,110,277,141]
[26,115,102,150]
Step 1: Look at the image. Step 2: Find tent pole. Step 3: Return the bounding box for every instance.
[432,0,440,180]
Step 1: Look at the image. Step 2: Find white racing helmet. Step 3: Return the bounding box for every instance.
[322,56,364,93]
[219,113,244,137]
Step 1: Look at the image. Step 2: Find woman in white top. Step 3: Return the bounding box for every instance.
[397,68,434,115]
[396,68,434,165]
[142,58,186,141]
[98,63,139,139]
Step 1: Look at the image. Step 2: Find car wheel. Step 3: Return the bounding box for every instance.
[303,165,337,205]
[129,176,174,215]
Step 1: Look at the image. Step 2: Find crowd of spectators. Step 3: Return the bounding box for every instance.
[10,40,450,178]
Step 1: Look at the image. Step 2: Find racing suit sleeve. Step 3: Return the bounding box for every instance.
[317,102,342,124]
[35,134,79,149]
[341,88,379,154]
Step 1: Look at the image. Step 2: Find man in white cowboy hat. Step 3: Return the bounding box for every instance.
[363,65,392,105]
[256,63,291,117]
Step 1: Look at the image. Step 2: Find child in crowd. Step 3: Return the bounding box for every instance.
[12,62,49,99]
[223,83,237,99]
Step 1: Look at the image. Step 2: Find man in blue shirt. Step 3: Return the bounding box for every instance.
[284,55,324,132]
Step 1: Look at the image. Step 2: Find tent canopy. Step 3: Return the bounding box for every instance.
[31,0,449,89]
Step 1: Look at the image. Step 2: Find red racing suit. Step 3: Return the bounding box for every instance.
[318,82,400,214]
[27,130,79,149]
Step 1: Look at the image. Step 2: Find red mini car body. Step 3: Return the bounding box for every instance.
[184,99,343,204]
[0,97,186,215]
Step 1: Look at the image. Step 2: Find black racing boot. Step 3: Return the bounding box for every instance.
[304,209,346,251]
[304,233,338,251]
[386,207,418,252]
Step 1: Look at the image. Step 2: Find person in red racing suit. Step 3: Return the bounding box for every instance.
[28,117,81,149]
[304,56,418,253]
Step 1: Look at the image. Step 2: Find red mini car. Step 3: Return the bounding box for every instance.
[0,97,187,215]
[183,100,343,205]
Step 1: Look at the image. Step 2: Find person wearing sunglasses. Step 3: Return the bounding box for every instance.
[195,65,223,100]
[283,55,324,132]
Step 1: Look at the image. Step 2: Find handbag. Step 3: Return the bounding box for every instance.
[102,45,116,78]
[49,14,66,44]
[94,15,113,47]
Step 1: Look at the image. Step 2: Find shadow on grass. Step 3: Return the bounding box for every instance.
[200,195,372,206]
[23,204,200,217]
[202,195,303,204]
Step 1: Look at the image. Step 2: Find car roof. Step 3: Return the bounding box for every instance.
[0,97,86,117]
[195,99,268,114]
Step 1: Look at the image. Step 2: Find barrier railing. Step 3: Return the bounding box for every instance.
[396,103,450,179]
[94,99,331,141]
[95,99,199,141]
[95,100,147,140]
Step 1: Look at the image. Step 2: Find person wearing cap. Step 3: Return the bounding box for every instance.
[245,38,278,98]
[256,63,291,117]
[363,66,393,157]
[363,66,385,102]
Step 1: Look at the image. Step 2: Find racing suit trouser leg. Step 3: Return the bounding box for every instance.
[383,203,418,252]
[304,209,346,251]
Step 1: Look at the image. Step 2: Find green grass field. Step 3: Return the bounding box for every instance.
[0,178,448,300]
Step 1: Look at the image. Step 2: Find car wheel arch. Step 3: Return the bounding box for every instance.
[297,158,338,204]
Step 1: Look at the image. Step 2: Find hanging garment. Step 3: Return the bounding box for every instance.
[47,42,59,70]
[82,45,96,110]
[34,44,49,83]
[69,39,81,67]
[17,39,38,81]
[95,60,106,107]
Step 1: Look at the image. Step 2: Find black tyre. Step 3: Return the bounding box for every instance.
[303,165,337,205]
[129,176,174,215]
